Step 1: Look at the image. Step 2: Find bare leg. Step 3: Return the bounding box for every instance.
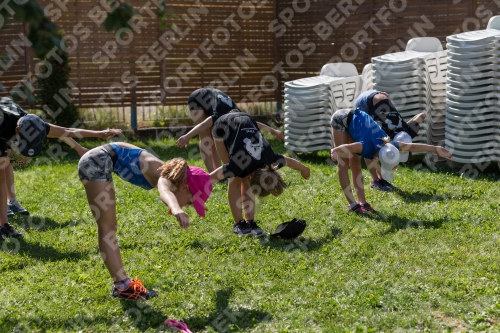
[5,154,15,201]
[364,157,380,182]
[227,177,243,223]
[241,176,255,221]
[199,129,221,173]
[333,129,358,205]
[213,137,243,222]
[213,137,230,164]
[0,157,8,226]
[82,180,128,283]
[350,154,366,204]
[190,109,221,172]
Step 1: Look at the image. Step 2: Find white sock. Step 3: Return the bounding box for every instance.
[113,278,131,290]
[349,202,359,209]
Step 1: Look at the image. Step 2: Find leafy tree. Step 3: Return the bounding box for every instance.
[36,38,79,127]
[1,0,167,123]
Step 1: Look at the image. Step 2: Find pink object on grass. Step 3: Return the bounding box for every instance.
[164,319,193,333]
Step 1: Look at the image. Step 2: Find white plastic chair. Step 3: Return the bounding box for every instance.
[320,63,358,77]
[406,37,443,52]
[487,15,500,30]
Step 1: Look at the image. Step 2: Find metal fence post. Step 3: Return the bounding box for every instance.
[276,102,282,117]
[131,106,137,131]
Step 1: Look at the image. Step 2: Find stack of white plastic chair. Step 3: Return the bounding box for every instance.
[445,16,500,165]
[371,37,447,149]
[283,63,363,153]
[360,63,374,92]
[422,50,448,146]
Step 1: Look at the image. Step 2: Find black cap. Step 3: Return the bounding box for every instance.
[271,218,306,240]
[15,114,47,157]
[188,88,213,113]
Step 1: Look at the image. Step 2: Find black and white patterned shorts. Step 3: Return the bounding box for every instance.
[330,109,353,132]
[78,144,114,182]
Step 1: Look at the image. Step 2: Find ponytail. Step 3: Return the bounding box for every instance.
[158,158,188,190]
[250,165,288,197]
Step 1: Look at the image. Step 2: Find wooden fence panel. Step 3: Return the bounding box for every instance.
[0,0,499,120]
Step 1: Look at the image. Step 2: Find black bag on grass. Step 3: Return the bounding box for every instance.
[270,218,306,240]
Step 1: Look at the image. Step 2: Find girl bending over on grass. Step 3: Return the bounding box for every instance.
[0,97,122,240]
[355,90,427,192]
[177,111,310,238]
[184,88,284,173]
[76,141,213,300]
[330,108,452,213]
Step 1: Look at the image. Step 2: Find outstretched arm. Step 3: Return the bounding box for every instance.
[398,142,452,159]
[177,117,214,148]
[210,165,226,183]
[47,124,122,140]
[284,156,310,180]
[58,137,89,157]
[330,142,363,162]
[257,122,284,141]
[157,177,190,229]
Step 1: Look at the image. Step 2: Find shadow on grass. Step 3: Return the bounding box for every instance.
[1,238,87,262]
[119,299,167,332]
[285,150,333,166]
[10,215,81,231]
[368,210,449,233]
[0,315,119,332]
[259,226,342,252]
[394,189,473,203]
[183,288,272,332]
[401,157,500,179]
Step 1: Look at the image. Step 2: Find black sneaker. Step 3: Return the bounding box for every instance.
[348,203,364,214]
[248,220,266,238]
[380,179,398,190]
[361,202,375,213]
[370,179,391,191]
[7,208,14,218]
[232,220,252,237]
[0,223,23,238]
[111,278,158,300]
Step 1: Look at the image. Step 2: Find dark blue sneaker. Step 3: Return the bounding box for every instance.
[248,220,266,238]
[7,208,14,218]
[380,179,398,190]
[370,179,391,191]
[8,199,29,215]
[0,223,23,238]
[111,278,158,300]
[232,220,252,237]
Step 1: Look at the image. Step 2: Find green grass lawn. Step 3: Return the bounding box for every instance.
[1,135,500,332]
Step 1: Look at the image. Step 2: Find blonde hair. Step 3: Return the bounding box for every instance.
[250,165,288,197]
[158,157,188,190]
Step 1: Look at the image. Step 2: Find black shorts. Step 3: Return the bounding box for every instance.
[330,109,354,132]
[0,139,10,157]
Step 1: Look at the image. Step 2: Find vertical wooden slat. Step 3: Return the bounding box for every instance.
[0,0,495,114]
[273,0,282,106]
